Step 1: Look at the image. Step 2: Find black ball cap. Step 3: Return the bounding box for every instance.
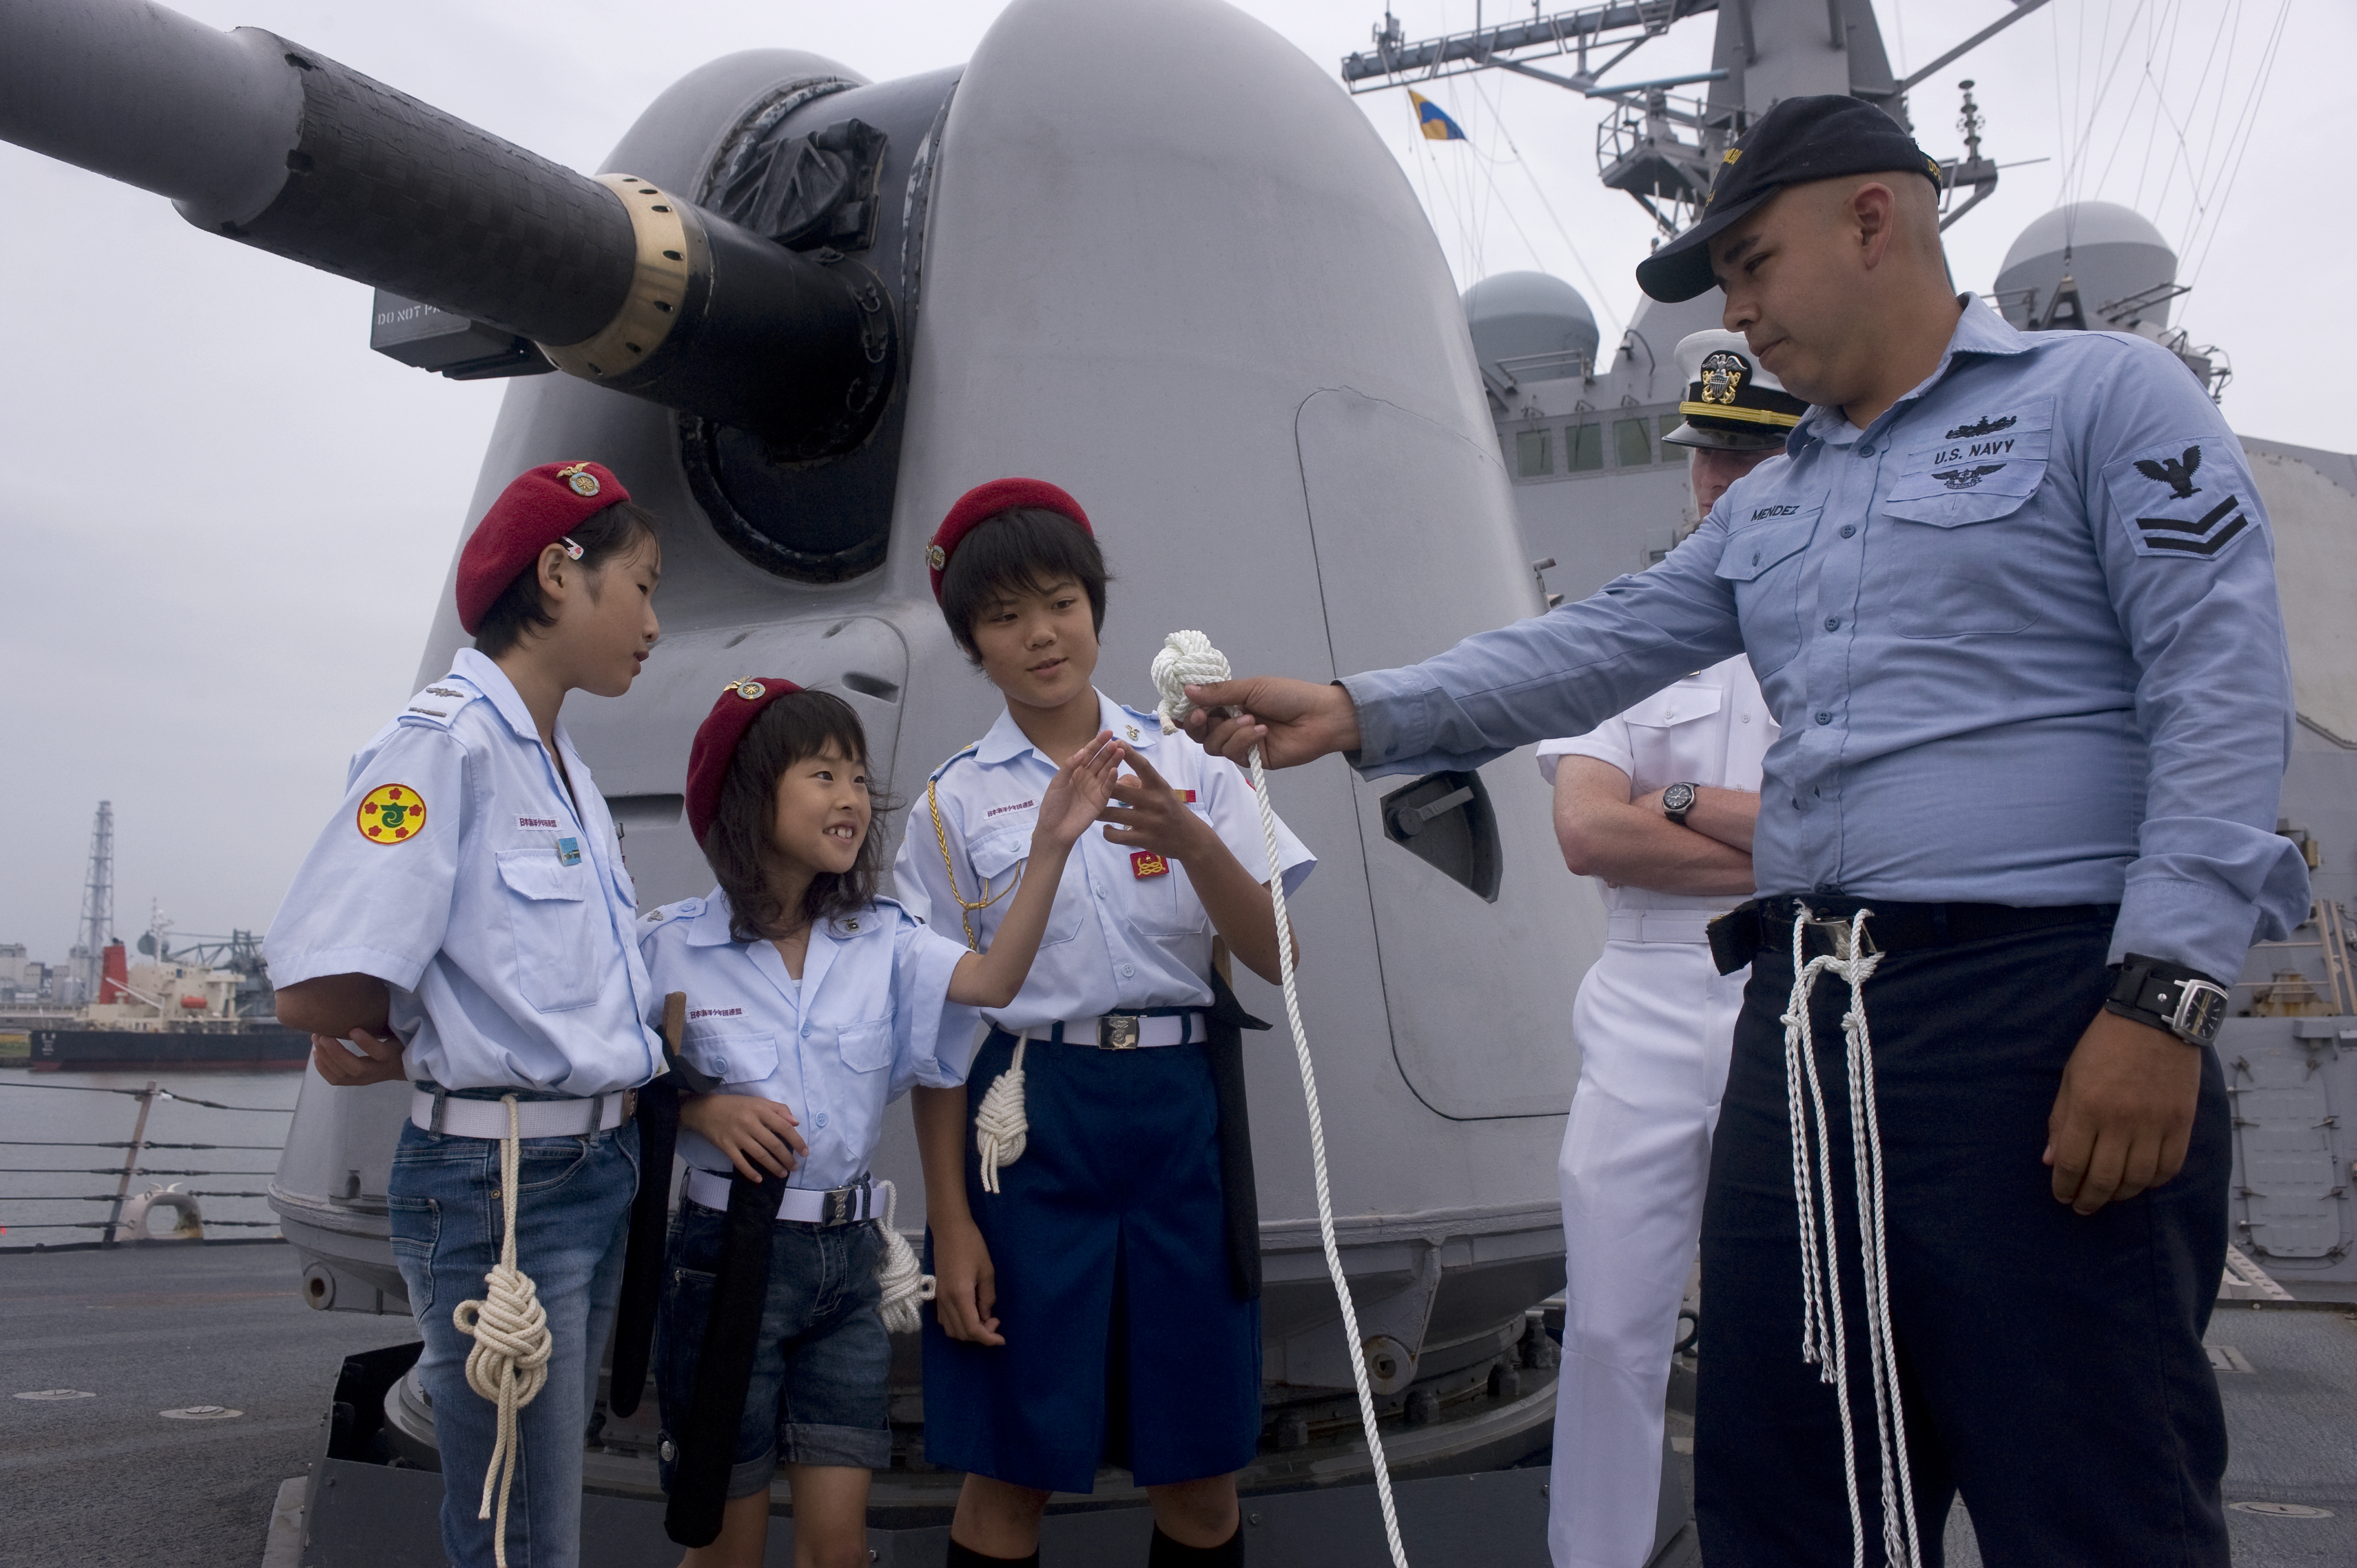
[1635,95,1945,304]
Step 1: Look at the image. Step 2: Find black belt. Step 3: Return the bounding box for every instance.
[1709,896,2118,976]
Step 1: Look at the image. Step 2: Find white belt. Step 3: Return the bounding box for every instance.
[1605,910,1723,945]
[1023,1010,1203,1049]
[683,1165,874,1226]
[410,1087,633,1138]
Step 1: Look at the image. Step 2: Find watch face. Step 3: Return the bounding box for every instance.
[2176,983,2229,1045]
[1664,783,1696,814]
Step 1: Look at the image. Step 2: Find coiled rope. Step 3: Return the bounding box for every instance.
[1778,909,1921,1568]
[1150,630,1409,1568]
[973,1037,1030,1192]
[872,1179,937,1334]
[450,1096,552,1568]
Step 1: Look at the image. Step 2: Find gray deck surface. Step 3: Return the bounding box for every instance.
[3,1242,2351,1566]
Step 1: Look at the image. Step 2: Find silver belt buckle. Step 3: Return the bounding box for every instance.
[820,1180,867,1228]
[1805,911,1874,963]
[1099,1014,1142,1050]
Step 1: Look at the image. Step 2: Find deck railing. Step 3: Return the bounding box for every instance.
[0,1077,291,1246]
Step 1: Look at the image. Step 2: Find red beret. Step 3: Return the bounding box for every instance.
[455,461,631,635]
[925,478,1092,602]
[686,678,804,845]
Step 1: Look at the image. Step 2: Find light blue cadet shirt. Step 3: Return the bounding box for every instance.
[1342,299,2309,985]
[639,891,979,1190]
[892,691,1316,1034]
[266,648,662,1096]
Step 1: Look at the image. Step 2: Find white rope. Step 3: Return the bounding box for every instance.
[974,1036,1029,1194]
[872,1179,936,1334]
[1779,910,1921,1568]
[450,1096,551,1568]
[1151,631,1411,1568]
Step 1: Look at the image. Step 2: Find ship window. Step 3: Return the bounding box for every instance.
[1615,418,1653,468]
[1566,424,1604,472]
[1515,429,1552,478]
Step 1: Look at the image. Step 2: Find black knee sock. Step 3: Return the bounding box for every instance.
[946,1539,1039,1567]
[1147,1522,1244,1566]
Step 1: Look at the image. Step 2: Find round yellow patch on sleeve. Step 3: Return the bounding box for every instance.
[357,783,428,844]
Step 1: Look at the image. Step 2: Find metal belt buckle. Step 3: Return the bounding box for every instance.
[821,1182,867,1229]
[1805,911,1875,963]
[1100,1014,1142,1050]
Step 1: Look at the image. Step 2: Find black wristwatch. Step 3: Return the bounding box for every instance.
[1661,782,1699,826]
[2103,953,2232,1046]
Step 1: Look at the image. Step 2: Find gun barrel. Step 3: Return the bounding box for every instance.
[0,0,894,444]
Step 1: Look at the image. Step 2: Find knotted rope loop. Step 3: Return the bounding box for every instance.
[1149,630,1410,1568]
[451,1095,553,1568]
[1149,630,1230,736]
[871,1179,936,1334]
[973,1036,1030,1194]
[1778,910,1921,1568]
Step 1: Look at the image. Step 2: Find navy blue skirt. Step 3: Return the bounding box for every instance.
[922,1027,1262,1493]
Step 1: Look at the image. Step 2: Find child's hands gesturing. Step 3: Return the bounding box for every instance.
[1031,730,1123,852]
[1100,747,1217,861]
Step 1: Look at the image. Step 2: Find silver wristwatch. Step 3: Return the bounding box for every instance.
[1661,782,1699,826]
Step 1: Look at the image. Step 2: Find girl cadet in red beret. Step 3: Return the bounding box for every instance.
[895,481,1316,1568]
[634,680,1120,1568]
[266,461,665,1568]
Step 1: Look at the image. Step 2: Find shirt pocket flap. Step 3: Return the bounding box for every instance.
[1885,419,2053,527]
[1622,680,1725,730]
[684,1030,778,1085]
[832,1018,893,1074]
[967,828,1029,883]
[1715,512,1818,582]
[495,848,592,902]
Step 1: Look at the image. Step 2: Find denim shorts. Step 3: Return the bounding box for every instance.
[656,1196,893,1497]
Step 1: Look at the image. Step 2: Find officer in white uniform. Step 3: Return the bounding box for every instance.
[1537,332,1799,1568]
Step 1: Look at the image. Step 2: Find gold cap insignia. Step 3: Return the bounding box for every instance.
[1699,351,1748,406]
[1722,147,1742,164]
[555,462,601,498]
[925,543,948,570]
[730,680,766,700]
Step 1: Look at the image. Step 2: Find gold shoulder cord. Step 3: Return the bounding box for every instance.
[927,773,1016,951]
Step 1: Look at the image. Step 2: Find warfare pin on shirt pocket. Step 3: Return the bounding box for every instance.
[1884,402,2055,637]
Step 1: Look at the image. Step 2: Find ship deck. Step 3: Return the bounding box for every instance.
[3,1241,2351,1566]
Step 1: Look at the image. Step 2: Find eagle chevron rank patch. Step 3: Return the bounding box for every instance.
[357,784,428,844]
[2106,438,2261,562]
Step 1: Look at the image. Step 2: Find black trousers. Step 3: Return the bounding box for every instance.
[1695,918,2232,1567]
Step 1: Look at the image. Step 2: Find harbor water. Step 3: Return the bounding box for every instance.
[0,1067,300,1246]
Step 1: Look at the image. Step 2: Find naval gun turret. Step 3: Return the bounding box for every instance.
[3,0,1609,1531]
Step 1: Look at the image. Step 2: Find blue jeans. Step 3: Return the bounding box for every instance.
[656,1196,893,1498]
[387,1114,639,1568]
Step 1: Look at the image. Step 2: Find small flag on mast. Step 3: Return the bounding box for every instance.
[1408,90,1468,142]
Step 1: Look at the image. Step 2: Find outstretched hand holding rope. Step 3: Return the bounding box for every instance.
[1151,630,1411,1568]
[452,1096,553,1568]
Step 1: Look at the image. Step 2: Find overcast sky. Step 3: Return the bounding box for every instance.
[0,0,2335,963]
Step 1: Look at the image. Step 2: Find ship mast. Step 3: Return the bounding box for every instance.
[1343,0,2052,238]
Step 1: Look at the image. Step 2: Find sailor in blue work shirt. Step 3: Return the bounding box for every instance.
[636,679,1117,1568]
[1183,97,2305,1568]
[895,479,1314,1568]
[269,461,663,1568]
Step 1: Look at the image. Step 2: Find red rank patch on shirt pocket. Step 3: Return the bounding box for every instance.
[1131,850,1171,879]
